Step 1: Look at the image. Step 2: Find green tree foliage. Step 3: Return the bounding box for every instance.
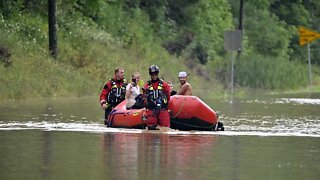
[185,0,233,64]
[270,0,320,64]
[245,5,292,58]
[159,0,233,65]
[0,0,319,100]
[227,0,316,89]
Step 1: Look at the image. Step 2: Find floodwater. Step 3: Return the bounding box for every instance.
[0,93,320,180]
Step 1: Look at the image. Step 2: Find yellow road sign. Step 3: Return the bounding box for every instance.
[299,26,320,46]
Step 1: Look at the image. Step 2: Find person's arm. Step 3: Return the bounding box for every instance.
[142,83,148,94]
[177,85,185,95]
[125,83,132,99]
[142,83,148,106]
[163,82,171,101]
[100,81,111,108]
[185,83,192,95]
[177,84,190,95]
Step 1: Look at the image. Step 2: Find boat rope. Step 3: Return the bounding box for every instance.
[171,97,186,118]
[108,109,127,127]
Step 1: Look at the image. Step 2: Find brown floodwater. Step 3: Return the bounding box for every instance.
[0,93,319,180]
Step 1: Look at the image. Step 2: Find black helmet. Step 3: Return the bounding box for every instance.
[149,65,160,75]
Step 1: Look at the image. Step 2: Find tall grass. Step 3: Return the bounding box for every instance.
[235,55,308,89]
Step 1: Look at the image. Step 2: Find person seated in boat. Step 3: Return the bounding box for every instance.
[143,65,171,130]
[100,67,127,126]
[177,71,192,96]
[168,81,177,96]
[125,72,144,109]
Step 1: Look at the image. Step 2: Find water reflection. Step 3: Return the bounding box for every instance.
[41,131,53,179]
[1,94,320,180]
[1,130,319,180]
[100,133,218,180]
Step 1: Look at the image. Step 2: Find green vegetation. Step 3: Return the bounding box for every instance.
[0,0,319,100]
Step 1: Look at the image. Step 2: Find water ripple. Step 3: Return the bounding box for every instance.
[275,98,320,105]
[0,120,319,137]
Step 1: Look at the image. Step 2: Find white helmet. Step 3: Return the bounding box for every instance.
[178,71,187,78]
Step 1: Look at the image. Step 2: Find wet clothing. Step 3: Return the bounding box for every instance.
[146,109,170,127]
[125,83,141,109]
[143,78,171,128]
[100,77,127,120]
[143,79,171,110]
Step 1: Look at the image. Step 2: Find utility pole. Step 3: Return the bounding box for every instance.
[234,0,244,90]
[48,0,57,59]
[238,0,244,32]
[237,0,244,55]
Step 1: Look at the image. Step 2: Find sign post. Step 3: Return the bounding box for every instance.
[48,0,57,59]
[308,43,311,87]
[224,30,242,103]
[298,27,320,87]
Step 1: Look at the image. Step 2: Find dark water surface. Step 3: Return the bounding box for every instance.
[0,93,320,180]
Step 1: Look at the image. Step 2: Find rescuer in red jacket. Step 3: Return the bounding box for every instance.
[143,65,171,130]
[100,67,127,125]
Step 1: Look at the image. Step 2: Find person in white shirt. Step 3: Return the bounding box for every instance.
[125,72,143,109]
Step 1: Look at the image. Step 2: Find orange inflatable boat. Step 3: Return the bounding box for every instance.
[107,95,224,131]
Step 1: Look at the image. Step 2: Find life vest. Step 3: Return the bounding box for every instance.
[107,78,127,106]
[145,80,168,109]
